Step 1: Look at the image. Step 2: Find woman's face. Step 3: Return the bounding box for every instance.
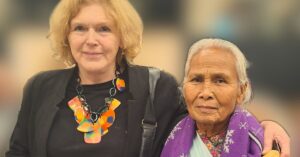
[68,3,121,76]
[183,48,245,127]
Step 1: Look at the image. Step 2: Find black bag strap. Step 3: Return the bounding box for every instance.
[139,67,160,157]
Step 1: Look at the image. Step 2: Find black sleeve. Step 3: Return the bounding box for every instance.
[151,71,187,157]
[173,86,188,125]
[5,75,39,157]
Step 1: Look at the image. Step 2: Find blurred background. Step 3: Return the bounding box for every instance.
[0,0,299,155]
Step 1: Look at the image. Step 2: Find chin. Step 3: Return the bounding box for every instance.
[191,114,219,125]
[197,118,217,125]
[80,63,108,72]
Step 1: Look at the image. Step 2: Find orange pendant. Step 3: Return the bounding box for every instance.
[68,96,121,144]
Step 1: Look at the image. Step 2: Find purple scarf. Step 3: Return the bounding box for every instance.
[161,106,263,157]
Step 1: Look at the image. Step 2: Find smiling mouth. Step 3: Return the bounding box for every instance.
[82,52,103,55]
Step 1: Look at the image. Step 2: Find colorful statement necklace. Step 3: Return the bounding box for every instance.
[68,71,125,144]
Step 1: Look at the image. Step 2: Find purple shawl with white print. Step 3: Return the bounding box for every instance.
[161,106,264,157]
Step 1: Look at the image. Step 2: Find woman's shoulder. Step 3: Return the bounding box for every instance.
[30,67,74,81]
[33,67,74,80]
[235,107,264,143]
[25,67,74,90]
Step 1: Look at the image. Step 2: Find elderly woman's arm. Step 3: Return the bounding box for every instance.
[261,120,290,157]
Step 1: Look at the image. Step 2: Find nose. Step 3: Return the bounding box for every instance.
[86,29,98,46]
[197,83,214,100]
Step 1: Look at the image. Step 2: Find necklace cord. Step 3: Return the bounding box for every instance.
[75,71,121,123]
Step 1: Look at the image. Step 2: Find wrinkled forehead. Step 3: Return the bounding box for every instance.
[189,47,237,69]
[189,51,237,79]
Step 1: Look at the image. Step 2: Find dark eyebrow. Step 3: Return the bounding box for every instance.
[189,73,204,78]
[70,22,85,28]
[212,73,230,79]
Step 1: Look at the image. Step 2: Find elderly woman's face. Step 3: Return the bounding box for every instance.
[183,48,244,126]
[68,3,121,75]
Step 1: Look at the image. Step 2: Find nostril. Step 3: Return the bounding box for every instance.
[207,95,213,100]
[198,92,213,100]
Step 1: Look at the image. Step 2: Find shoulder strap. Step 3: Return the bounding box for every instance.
[139,67,160,157]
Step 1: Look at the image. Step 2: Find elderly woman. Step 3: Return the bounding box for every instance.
[161,38,280,157]
[6,0,289,157]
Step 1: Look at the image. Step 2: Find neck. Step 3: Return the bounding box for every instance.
[78,67,116,85]
[196,118,229,137]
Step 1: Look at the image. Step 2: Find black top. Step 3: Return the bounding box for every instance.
[6,65,187,157]
[48,72,129,157]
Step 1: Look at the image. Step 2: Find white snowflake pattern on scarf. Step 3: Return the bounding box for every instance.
[179,153,188,157]
[239,122,249,130]
[223,129,235,153]
[164,120,183,145]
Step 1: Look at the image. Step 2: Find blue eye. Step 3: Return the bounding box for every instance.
[97,26,111,32]
[74,25,86,32]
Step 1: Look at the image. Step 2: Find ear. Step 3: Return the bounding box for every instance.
[236,82,248,105]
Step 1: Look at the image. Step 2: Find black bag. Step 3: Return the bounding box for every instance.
[139,67,160,157]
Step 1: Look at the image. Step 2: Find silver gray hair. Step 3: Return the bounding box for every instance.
[183,38,252,105]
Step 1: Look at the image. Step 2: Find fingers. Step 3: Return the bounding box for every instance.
[278,134,290,157]
[261,121,274,154]
[260,120,291,157]
[262,134,274,154]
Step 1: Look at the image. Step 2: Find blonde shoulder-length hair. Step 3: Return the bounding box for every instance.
[48,0,143,65]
